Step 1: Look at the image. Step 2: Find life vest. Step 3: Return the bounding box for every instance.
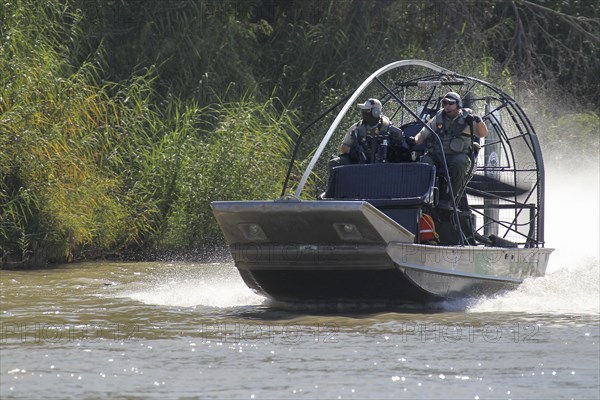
[431,109,473,155]
[350,116,393,162]
[419,213,439,243]
[355,116,392,142]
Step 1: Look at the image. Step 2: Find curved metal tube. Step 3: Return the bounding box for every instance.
[294,59,450,197]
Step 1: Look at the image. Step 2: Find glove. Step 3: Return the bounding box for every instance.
[466,114,482,124]
[406,136,416,146]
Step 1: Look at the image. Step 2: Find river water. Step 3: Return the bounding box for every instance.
[1,171,599,399]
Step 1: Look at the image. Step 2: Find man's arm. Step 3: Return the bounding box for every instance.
[475,117,488,138]
[413,130,424,145]
[340,125,358,154]
[412,122,432,145]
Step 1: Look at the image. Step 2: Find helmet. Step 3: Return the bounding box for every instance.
[443,92,462,108]
[357,98,382,119]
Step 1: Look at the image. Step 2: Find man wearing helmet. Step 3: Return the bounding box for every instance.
[410,91,488,209]
[330,98,407,167]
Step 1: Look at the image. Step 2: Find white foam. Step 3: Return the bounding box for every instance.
[469,164,600,315]
[122,163,599,313]
[467,259,599,314]
[124,265,264,308]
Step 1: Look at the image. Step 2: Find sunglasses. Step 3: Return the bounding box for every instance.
[442,100,457,106]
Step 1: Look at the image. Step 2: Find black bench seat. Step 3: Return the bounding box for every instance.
[323,163,437,236]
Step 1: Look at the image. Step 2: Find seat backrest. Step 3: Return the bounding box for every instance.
[328,163,435,200]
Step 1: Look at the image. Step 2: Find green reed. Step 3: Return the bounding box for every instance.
[160,94,298,250]
[2,0,597,266]
[0,1,301,265]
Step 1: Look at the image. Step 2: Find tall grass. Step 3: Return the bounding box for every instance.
[2,0,597,266]
[0,2,182,264]
[0,1,126,264]
[0,1,302,266]
[161,96,298,250]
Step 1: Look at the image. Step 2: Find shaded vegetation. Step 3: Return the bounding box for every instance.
[1,0,598,267]
[162,97,297,250]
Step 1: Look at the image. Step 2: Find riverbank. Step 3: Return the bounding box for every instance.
[0,244,232,270]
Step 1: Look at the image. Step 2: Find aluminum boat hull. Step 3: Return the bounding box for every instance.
[212,200,552,304]
[210,60,555,306]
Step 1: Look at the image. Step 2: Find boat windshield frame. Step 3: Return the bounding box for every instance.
[286,59,548,248]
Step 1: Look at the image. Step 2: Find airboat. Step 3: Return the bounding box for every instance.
[211,60,554,306]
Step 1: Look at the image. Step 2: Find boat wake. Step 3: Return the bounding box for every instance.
[467,165,599,316]
[466,258,599,315]
[121,164,598,315]
[121,263,264,308]
[120,258,598,315]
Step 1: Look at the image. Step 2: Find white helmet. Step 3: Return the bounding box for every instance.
[357,98,382,118]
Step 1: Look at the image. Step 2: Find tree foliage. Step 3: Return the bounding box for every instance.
[444,0,600,105]
[66,0,599,107]
[1,0,598,266]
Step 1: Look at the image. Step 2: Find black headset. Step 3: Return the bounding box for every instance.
[444,93,462,108]
[368,99,381,118]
